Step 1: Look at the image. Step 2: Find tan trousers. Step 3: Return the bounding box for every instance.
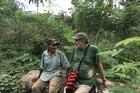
[75,85,91,93]
[64,84,91,93]
[32,76,63,93]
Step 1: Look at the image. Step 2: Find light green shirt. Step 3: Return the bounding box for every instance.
[40,50,71,81]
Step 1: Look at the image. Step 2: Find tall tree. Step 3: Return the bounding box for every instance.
[29,0,44,13]
[28,0,52,13]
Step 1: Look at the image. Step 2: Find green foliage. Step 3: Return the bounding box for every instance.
[0,0,140,92]
[105,63,138,81]
[114,37,140,48]
[15,53,33,65]
[0,74,19,93]
[110,85,134,93]
[131,72,140,93]
[114,37,140,62]
[64,31,75,43]
[99,37,140,60]
[99,37,140,83]
[117,0,140,39]
[0,0,19,17]
[111,62,138,80]
[0,8,74,55]
[0,54,40,93]
[72,0,140,41]
[98,49,124,57]
[63,45,73,60]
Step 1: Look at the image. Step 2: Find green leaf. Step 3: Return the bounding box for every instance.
[111,49,124,57]
[97,50,113,57]
[114,37,140,48]
[98,49,124,57]
[64,33,74,43]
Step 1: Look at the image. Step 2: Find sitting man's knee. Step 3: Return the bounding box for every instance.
[49,89,56,93]
[49,86,58,93]
[32,85,39,92]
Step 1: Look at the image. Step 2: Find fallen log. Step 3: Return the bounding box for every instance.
[19,70,48,93]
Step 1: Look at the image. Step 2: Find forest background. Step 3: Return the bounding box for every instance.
[0,0,140,93]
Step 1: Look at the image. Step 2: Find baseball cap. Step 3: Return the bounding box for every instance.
[74,32,89,44]
[47,38,60,46]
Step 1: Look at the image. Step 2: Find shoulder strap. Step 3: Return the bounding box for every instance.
[70,48,75,64]
[77,45,90,71]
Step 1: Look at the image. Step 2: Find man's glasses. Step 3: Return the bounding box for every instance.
[75,38,81,41]
[51,43,58,46]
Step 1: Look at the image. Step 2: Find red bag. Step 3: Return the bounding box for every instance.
[65,45,90,93]
[65,71,79,93]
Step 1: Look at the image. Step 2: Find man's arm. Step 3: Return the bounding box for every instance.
[97,63,113,87]
[65,66,71,77]
[37,68,43,79]
[97,63,106,83]
[31,69,43,82]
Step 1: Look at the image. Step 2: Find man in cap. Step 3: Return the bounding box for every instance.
[32,38,71,93]
[66,32,110,93]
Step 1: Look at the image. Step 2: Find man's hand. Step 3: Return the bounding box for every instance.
[30,76,38,82]
[103,80,112,87]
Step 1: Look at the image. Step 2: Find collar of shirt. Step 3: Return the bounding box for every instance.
[46,49,58,57]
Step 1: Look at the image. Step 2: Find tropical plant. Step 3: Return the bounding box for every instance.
[110,85,134,93]
[28,0,55,13]
[29,0,46,13]
[98,37,140,81]
[112,62,138,80]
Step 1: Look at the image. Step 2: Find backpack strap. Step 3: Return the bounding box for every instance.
[70,48,75,64]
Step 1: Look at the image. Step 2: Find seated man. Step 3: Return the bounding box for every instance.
[65,33,110,93]
[31,38,71,93]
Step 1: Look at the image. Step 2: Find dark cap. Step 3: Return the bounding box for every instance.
[47,38,60,46]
